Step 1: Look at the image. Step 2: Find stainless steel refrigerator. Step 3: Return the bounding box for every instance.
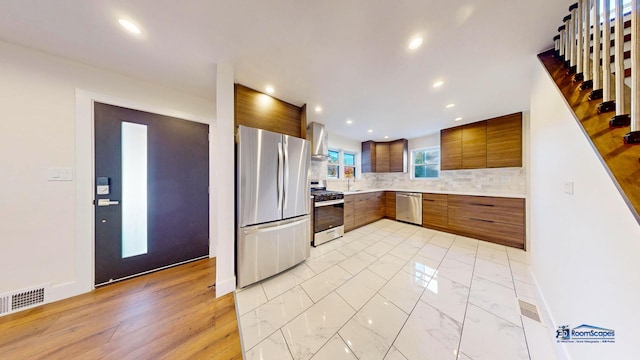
[236,125,311,288]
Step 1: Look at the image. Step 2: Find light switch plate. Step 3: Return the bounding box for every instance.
[564,180,574,194]
[47,167,73,181]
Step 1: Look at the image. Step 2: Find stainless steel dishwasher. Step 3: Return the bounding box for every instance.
[396,192,422,225]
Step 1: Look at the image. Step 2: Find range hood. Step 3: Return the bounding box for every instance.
[306,122,329,160]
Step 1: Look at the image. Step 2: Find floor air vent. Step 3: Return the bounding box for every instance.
[518,299,541,322]
[0,284,49,316]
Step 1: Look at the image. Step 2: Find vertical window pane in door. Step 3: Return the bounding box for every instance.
[121,122,148,258]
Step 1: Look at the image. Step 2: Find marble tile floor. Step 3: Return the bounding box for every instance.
[235,219,558,360]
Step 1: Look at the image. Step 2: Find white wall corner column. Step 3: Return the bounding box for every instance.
[214,62,236,297]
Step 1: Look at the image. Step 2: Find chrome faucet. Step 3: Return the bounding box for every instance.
[347,177,354,191]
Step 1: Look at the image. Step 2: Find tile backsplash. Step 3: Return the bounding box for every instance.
[326,167,526,195]
[311,158,525,195]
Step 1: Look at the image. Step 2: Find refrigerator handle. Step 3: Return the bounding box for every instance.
[277,141,284,211]
[283,141,289,210]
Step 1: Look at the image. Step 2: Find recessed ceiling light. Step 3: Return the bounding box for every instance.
[408,37,423,50]
[315,106,322,113]
[346,119,353,125]
[384,136,389,139]
[446,103,456,108]
[432,80,444,88]
[455,117,463,121]
[367,129,373,133]
[265,86,274,94]
[118,19,141,34]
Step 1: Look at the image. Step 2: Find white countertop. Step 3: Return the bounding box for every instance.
[340,188,526,199]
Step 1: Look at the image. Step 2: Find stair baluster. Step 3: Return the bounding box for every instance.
[610,0,632,124]
[559,25,567,62]
[599,0,615,109]
[564,15,572,68]
[624,0,640,143]
[581,0,594,89]
[589,0,604,99]
[574,2,584,80]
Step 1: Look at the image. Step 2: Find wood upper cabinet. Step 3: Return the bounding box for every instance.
[234,84,303,138]
[362,139,408,173]
[389,139,408,172]
[376,143,390,173]
[441,127,462,170]
[486,113,522,168]
[385,191,396,220]
[440,112,522,170]
[461,121,487,169]
[361,141,376,173]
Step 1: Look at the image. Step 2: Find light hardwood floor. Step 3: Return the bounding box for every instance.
[0,258,242,359]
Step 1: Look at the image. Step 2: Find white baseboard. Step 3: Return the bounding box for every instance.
[529,268,572,360]
[49,280,92,303]
[215,276,236,297]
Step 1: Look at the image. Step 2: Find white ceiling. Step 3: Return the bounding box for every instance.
[0,0,567,141]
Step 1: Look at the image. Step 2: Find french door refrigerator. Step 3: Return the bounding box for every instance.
[236,125,311,288]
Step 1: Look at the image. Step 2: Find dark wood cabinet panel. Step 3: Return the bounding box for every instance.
[440,127,462,170]
[422,193,448,229]
[344,195,356,232]
[486,113,523,168]
[447,195,525,249]
[354,194,367,228]
[362,139,407,173]
[376,143,390,173]
[365,192,384,223]
[362,141,376,173]
[234,84,303,138]
[461,121,487,169]
[441,112,522,170]
[389,139,408,172]
[385,191,396,220]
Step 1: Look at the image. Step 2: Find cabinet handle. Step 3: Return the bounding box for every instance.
[423,199,435,202]
[470,217,495,223]
[470,203,494,207]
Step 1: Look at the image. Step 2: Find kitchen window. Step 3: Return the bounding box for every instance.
[344,152,356,178]
[411,147,440,179]
[327,149,340,178]
[327,149,357,179]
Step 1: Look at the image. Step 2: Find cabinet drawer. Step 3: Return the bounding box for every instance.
[448,195,524,225]
[448,216,524,248]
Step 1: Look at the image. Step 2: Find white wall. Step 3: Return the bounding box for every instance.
[530,61,640,358]
[0,40,218,301]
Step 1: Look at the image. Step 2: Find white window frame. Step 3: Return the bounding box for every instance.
[327,149,340,179]
[327,149,359,179]
[410,146,440,180]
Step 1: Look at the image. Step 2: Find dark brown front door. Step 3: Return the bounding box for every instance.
[94,102,209,285]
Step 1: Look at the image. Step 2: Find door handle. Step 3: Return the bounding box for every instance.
[97,199,120,206]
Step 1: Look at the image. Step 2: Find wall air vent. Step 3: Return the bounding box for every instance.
[0,284,50,316]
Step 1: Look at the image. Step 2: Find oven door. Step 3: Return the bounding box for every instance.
[314,199,344,233]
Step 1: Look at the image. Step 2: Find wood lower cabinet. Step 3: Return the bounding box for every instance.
[345,192,386,231]
[422,193,448,229]
[344,195,355,232]
[354,194,367,228]
[447,195,525,249]
[385,191,396,220]
[365,192,385,223]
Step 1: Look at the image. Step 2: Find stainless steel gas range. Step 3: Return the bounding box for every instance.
[310,180,344,246]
